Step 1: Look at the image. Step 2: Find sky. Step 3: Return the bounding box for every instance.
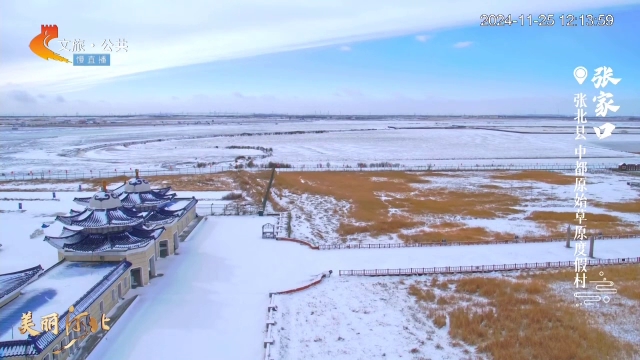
[1,0,640,115]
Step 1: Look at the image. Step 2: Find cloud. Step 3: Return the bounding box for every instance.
[1,0,637,93]
[415,34,431,42]
[37,94,46,99]
[453,41,473,48]
[55,95,65,103]
[8,90,37,103]
[339,45,351,52]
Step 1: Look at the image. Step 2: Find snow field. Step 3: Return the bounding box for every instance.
[272,268,640,360]
[2,119,639,172]
[272,276,481,360]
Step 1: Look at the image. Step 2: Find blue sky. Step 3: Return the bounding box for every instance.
[1,1,639,115]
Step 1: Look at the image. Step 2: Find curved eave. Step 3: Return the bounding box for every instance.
[149,227,166,239]
[145,217,179,226]
[72,197,92,207]
[154,187,172,195]
[56,208,91,225]
[0,265,44,303]
[110,183,126,196]
[44,237,67,250]
[120,193,176,207]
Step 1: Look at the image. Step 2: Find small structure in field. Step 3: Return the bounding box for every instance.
[262,223,276,239]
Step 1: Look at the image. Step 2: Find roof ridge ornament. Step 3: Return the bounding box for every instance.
[102,180,107,192]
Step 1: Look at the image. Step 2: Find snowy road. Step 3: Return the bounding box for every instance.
[87,216,640,360]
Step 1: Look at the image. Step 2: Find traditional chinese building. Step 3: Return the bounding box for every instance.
[0,260,132,360]
[72,170,175,211]
[0,177,199,360]
[0,265,43,309]
[44,181,198,288]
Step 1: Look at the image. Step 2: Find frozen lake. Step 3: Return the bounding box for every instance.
[1,118,639,173]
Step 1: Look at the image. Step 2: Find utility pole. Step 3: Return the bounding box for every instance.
[588,235,595,258]
[565,224,571,248]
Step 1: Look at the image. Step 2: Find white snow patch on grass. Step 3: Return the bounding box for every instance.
[273,276,484,360]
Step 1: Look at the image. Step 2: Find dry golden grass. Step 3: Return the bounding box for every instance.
[432,312,447,329]
[408,284,436,302]
[274,172,432,236]
[399,227,517,243]
[490,170,576,185]
[431,277,451,291]
[593,200,640,213]
[86,173,236,191]
[520,264,640,301]
[431,221,464,230]
[339,217,422,237]
[525,211,640,235]
[386,190,522,218]
[409,276,637,360]
[230,171,271,204]
[273,171,527,238]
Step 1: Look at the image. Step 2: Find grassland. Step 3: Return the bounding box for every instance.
[268,170,640,243]
[408,264,640,360]
[3,169,638,243]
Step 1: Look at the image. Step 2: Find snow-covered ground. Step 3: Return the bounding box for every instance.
[273,276,481,360]
[272,270,640,360]
[0,261,118,342]
[2,119,638,173]
[0,182,93,191]
[274,171,640,245]
[86,215,640,360]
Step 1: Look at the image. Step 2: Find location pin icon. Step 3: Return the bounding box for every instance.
[574,66,588,85]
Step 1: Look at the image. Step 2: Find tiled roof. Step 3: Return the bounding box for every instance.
[0,341,38,357]
[120,191,176,208]
[110,183,127,196]
[74,188,175,208]
[144,211,181,226]
[162,198,198,214]
[154,186,172,195]
[112,184,171,196]
[45,226,165,253]
[56,207,144,228]
[144,198,198,225]
[0,261,132,358]
[0,265,43,302]
[72,197,92,207]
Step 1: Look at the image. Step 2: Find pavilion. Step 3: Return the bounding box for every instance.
[73,169,175,211]
[44,181,198,287]
[0,176,199,360]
